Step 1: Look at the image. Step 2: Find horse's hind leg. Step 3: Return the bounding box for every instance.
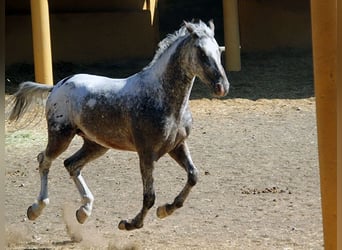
[64,139,108,224]
[157,141,198,218]
[27,127,75,220]
[27,153,51,220]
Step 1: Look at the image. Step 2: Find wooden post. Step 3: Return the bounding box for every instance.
[222,0,241,71]
[30,0,53,85]
[311,1,337,249]
[143,0,158,25]
[337,0,342,249]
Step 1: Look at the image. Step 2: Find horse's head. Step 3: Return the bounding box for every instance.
[184,20,229,97]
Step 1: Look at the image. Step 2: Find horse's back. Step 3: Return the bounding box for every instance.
[53,74,127,95]
[48,73,129,109]
[46,73,136,149]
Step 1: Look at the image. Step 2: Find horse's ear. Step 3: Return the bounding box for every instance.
[219,46,225,54]
[184,21,195,34]
[208,19,215,32]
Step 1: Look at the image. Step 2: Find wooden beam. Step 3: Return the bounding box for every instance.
[310,1,337,249]
[222,0,241,71]
[30,0,53,85]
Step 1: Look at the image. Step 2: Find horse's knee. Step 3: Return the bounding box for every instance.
[188,168,198,186]
[143,192,155,209]
[64,158,73,175]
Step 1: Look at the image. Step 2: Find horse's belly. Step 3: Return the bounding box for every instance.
[78,128,136,151]
[99,139,136,151]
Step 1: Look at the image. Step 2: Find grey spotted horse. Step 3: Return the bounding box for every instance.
[8,20,229,230]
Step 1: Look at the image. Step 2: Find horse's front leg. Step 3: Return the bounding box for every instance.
[157,141,198,218]
[118,155,155,230]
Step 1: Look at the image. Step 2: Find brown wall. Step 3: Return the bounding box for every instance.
[6,0,148,13]
[238,0,312,51]
[5,0,311,65]
[6,0,159,65]
[158,0,311,52]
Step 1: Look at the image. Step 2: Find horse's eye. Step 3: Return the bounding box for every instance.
[199,50,206,59]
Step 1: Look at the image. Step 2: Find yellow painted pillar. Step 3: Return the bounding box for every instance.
[143,0,158,25]
[222,0,241,71]
[30,0,53,85]
[337,0,342,249]
[311,1,337,249]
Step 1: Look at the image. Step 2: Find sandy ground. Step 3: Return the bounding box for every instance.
[5,49,323,249]
[5,97,322,250]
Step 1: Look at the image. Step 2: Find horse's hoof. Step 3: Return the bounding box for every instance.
[157,205,169,219]
[118,220,143,231]
[27,199,49,220]
[118,220,127,230]
[27,206,39,220]
[76,207,89,224]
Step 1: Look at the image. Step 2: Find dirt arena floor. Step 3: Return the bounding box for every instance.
[5,50,323,249]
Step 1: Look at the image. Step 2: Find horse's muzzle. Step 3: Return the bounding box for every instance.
[214,79,229,97]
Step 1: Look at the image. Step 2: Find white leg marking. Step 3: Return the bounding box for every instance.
[27,169,50,220]
[72,174,94,224]
[38,170,49,201]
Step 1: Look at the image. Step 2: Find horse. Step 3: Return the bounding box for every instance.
[7,20,229,231]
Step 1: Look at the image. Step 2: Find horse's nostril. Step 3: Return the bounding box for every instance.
[215,84,225,97]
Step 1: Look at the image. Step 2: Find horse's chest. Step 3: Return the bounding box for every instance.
[165,115,191,139]
[135,111,192,152]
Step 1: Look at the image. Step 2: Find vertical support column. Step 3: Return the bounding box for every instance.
[311,1,337,249]
[143,0,158,25]
[222,0,241,71]
[30,0,53,85]
[0,1,4,248]
[337,0,342,249]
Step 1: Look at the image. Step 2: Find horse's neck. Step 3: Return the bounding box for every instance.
[164,65,194,99]
[154,41,194,101]
[158,56,194,114]
[141,37,194,116]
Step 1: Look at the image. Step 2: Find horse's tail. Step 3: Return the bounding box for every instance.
[7,81,53,123]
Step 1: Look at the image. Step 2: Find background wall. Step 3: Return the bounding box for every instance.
[5,0,311,65]
[5,0,159,65]
[238,0,311,51]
